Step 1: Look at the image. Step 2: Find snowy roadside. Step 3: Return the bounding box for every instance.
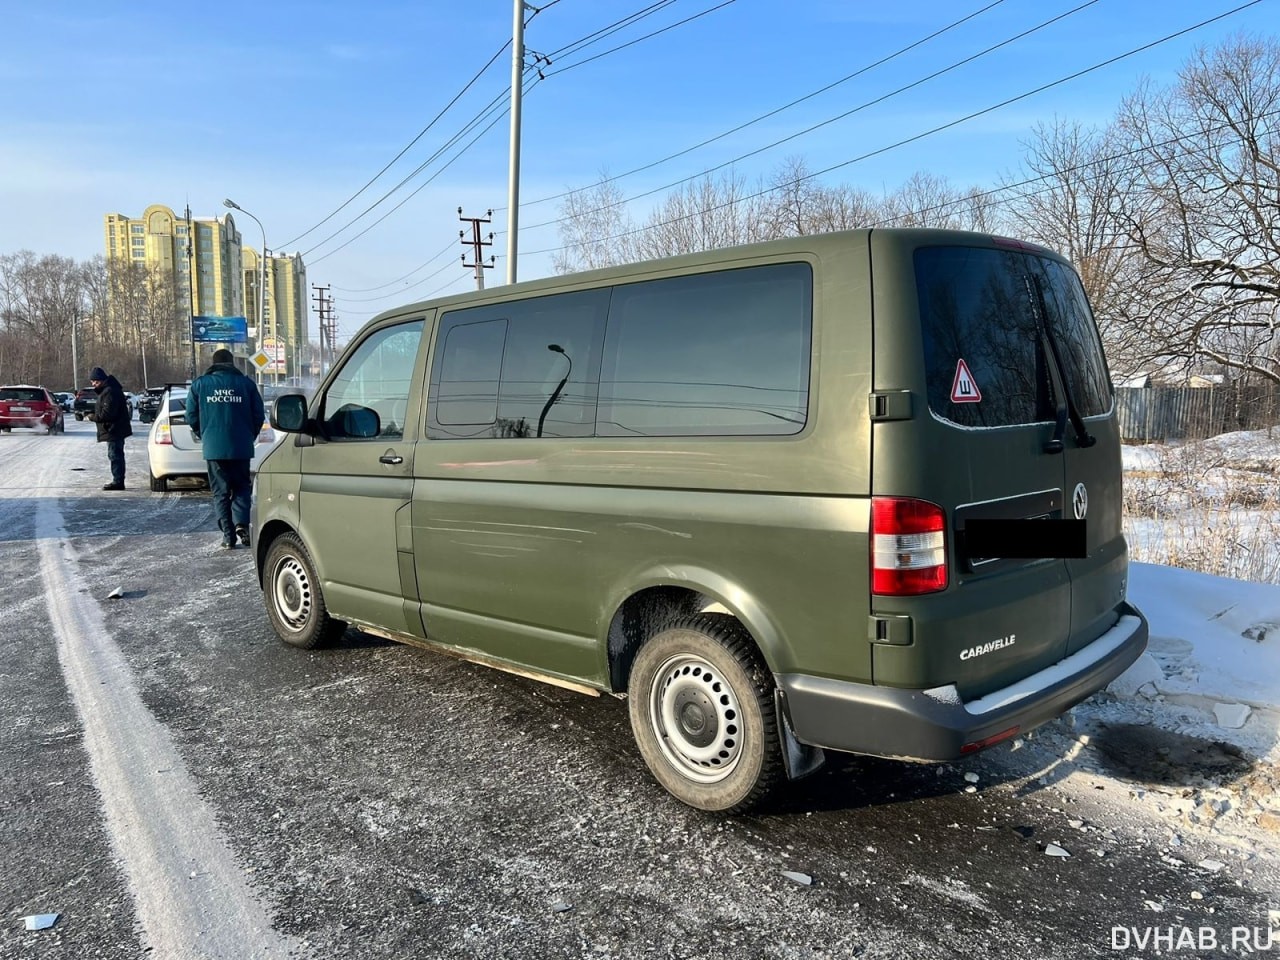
[988,561,1280,867]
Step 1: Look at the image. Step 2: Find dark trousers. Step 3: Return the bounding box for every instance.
[206,459,253,536]
[106,438,126,485]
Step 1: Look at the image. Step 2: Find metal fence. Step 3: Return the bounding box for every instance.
[1115,386,1280,442]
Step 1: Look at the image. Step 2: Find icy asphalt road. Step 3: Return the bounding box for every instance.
[1,420,1276,960]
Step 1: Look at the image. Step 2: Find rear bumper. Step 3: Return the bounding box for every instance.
[0,414,52,428]
[777,602,1147,761]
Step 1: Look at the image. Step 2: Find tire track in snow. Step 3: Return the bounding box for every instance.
[36,495,309,959]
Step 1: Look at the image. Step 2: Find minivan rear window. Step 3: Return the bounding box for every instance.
[915,247,1112,428]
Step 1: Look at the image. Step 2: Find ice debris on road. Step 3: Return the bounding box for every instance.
[1044,843,1071,857]
[782,871,813,885]
[22,914,58,931]
[106,586,124,599]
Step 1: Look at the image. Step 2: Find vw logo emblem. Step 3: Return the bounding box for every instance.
[1072,482,1088,519]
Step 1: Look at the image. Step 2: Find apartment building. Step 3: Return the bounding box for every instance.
[103,204,309,379]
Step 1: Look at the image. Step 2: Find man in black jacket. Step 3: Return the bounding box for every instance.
[87,366,133,490]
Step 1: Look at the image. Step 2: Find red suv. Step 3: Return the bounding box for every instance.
[0,385,66,434]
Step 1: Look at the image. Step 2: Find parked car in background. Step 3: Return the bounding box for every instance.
[72,387,96,420]
[53,391,74,412]
[136,386,166,424]
[147,384,281,491]
[0,385,65,434]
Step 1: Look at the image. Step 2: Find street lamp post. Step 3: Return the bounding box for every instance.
[222,198,270,383]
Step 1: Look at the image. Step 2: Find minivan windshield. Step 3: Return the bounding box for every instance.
[915,246,1112,428]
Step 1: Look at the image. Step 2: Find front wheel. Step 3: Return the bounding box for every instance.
[627,614,783,813]
[262,532,347,650]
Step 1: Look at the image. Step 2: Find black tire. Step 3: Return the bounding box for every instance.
[75,413,83,421]
[149,471,167,492]
[262,532,347,650]
[627,613,783,813]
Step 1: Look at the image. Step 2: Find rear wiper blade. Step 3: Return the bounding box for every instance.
[1030,275,1096,451]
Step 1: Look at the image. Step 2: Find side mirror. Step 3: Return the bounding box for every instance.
[271,394,309,433]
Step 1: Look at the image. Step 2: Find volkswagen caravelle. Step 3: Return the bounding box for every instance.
[252,229,1147,812]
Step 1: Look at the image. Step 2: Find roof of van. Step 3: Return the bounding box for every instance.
[367,227,1070,327]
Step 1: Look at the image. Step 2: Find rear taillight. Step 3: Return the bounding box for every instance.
[155,424,173,445]
[871,497,948,595]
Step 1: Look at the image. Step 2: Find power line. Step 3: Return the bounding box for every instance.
[279,41,513,250]
[509,0,1006,216]
[306,86,534,266]
[867,104,1280,229]
[516,0,1102,236]
[291,2,682,261]
[329,239,456,293]
[339,255,464,303]
[302,1,730,267]
[542,0,737,78]
[545,2,680,60]
[519,1,1265,258]
[302,73,535,261]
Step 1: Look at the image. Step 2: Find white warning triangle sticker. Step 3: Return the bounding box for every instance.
[950,359,982,403]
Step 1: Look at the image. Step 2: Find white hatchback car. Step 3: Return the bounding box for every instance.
[146,384,282,492]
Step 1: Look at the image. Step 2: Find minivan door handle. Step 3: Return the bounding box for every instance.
[379,453,403,465]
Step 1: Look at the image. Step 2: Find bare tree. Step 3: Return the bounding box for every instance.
[629,171,770,261]
[0,251,91,388]
[553,173,638,275]
[879,172,994,230]
[1001,119,1141,371]
[1114,35,1280,382]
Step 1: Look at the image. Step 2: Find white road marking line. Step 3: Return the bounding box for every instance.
[36,496,309,959]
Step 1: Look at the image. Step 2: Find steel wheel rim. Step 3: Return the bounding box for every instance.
[272,555,313,632]
[647,654,743,784]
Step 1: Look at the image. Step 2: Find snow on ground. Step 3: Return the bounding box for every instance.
[1109,562,1280,762]
[1033,431,1280,854]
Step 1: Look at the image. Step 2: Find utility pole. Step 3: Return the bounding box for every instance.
[311,284,331,378]
[507,0,529,285]
[185,204,197,378]
[459,208,495,290]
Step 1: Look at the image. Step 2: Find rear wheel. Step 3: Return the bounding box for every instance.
[75,413,83,421]
[149,471,167,492]
[263,532,347,650]
[627,614,783,813]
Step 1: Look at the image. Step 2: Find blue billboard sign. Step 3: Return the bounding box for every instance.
[192,316,248,343]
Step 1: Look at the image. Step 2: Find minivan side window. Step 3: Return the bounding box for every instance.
[596,263,812,437]
[428,289,609,439]
[322,319,424,440]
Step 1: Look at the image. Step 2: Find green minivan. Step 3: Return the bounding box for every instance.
[252,228,1147,812]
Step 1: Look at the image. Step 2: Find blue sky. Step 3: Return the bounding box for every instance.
[0,0,1273,339]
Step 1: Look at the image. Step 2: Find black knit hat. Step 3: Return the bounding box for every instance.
[89,366,107,381]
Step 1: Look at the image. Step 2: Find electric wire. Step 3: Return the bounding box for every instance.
[302,70,537,261]
[542,0,737,78]
[520,0,1265,258]
[279,41,512,250]
[303,0,732,269]
[329,239,456,294]
[507,0,1006,215]
[307,79,542,266]
[515,0,1103,236]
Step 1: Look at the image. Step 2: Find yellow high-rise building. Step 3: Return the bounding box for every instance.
[103,204,309,380]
